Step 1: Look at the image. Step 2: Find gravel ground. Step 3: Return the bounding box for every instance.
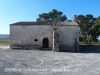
[0,46,100,75]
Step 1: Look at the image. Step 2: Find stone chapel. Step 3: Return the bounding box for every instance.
[10,15,79,51]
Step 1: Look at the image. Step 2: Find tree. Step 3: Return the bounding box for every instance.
[77,14,96,43]
[36,9,67,22]
[91,16,100,40]
[67,20,72,22]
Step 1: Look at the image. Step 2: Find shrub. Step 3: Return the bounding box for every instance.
[0,40,10,46]
[98,42,100,46]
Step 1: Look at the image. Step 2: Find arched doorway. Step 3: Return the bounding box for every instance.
[43,38,49,48]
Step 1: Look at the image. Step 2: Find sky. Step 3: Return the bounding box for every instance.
[0,0,100,34]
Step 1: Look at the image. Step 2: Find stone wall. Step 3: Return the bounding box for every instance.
[10,25,53,49]
[52,28,59,51]
[53,26,79,51]
[10,25,79,51]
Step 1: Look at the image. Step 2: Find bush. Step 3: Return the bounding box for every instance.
[98,42,100,46]
[0,40,10,46]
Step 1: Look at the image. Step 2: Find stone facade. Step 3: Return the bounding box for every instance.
[10,16,79,51]
[52,28,59,51]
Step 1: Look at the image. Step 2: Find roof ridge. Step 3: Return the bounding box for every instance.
[10,21,79,26]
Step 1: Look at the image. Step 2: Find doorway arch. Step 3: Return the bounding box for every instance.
[43,38,49,48]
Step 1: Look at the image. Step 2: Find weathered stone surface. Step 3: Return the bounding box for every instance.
[10,25,79,51]
[52,28,59,51]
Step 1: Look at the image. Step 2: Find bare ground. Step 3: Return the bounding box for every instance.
[0,46,100,75]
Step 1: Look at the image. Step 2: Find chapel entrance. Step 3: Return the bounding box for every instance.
[43,38,49,48]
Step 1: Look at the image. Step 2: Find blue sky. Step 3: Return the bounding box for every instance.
[0,0,100,34]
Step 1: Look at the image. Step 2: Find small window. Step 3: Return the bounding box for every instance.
[34,39,38,42]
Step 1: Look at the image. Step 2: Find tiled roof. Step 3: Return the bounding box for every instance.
[10,22,79,26]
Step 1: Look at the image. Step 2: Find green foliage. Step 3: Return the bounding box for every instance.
[79,36,83,42]
[36,9,67,22]
[67,20,72,22]
[77,14,98,43]
[0,40,9,46]
[98,42,100,46]
[91,16,100,40]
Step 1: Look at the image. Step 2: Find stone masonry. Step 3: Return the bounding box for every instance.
[10,15,79,51]
[52,28,59,51]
